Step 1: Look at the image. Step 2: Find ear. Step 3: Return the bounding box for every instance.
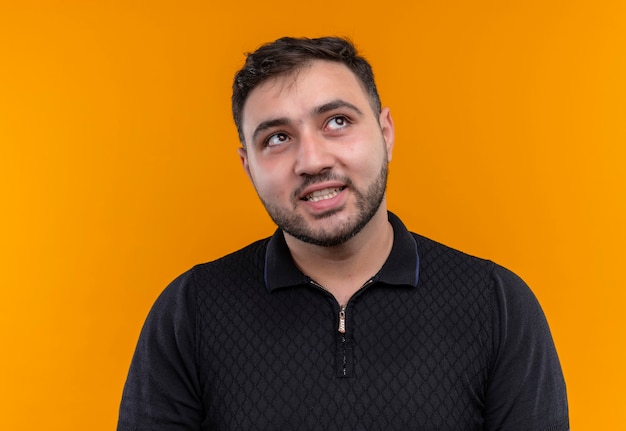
[378,107,395,162]
[238,147,253,183]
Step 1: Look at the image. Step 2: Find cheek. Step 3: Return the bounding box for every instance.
[348,143,387,173]
[344,130,388,162]
[249,164,292,198]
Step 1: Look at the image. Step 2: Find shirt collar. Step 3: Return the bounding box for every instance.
[264,211,419,292]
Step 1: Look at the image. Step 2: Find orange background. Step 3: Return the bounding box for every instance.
[1,1,624,429]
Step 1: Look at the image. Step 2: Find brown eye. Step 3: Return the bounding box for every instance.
[266,132,289,147]
[326,115,350,131]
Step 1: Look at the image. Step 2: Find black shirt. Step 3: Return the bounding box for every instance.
[118,212,569,430]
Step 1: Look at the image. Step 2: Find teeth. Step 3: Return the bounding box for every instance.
[305,187,342,202]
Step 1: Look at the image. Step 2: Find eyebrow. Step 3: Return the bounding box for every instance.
[252,118,291,144]
[250,99,365,144]
[314,99,364,116]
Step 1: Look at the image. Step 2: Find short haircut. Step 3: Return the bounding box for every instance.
[232,36,382,146]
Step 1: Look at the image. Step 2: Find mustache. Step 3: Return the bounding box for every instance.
[292,172,352,199]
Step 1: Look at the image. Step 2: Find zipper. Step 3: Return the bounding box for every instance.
[308,277,376,378]
[338,305,347,333]
[308,277,375,334]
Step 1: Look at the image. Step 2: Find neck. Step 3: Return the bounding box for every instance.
[284,207,394,305]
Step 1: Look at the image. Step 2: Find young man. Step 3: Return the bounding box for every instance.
[118,36,569,430]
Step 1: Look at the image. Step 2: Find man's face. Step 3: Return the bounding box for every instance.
[239,60,394,247]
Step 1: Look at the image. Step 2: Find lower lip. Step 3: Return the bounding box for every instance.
[303,188,347,213]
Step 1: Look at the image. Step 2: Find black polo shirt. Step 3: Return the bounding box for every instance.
[118,212,569,430]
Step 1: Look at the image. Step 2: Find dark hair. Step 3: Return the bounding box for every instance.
[232,36,382,145]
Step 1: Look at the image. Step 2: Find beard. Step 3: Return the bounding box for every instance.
[259,156,388,247]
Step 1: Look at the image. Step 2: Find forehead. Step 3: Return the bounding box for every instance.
[241,61,371,134]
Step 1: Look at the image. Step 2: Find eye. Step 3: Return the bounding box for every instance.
[326,115,350,131]
[265,132,290,147]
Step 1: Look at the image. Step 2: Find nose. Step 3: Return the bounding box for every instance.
[293,131,335,176]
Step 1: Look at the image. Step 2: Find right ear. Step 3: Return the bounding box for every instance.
[238,147,253,183]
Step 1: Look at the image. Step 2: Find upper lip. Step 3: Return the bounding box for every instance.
[298,181,346,200]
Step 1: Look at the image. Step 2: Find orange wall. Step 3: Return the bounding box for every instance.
[1,1,624,429]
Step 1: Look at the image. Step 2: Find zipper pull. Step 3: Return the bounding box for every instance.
[338,305,346,333]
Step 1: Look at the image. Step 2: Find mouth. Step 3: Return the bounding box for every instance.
[302,186,346,202]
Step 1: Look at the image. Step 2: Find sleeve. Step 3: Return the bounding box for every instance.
[483,265,569,431]
[117,268,203,431]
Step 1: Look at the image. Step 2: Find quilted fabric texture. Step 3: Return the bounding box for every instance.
[118,213,569,431]
[195,239,491,429]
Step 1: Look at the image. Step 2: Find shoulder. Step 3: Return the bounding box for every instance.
[410,233,546,335]
[411,232,534,296]
[412,233,493,268]
[191,236,270,281]
[411,233,497,292]
[150,237,271,313]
